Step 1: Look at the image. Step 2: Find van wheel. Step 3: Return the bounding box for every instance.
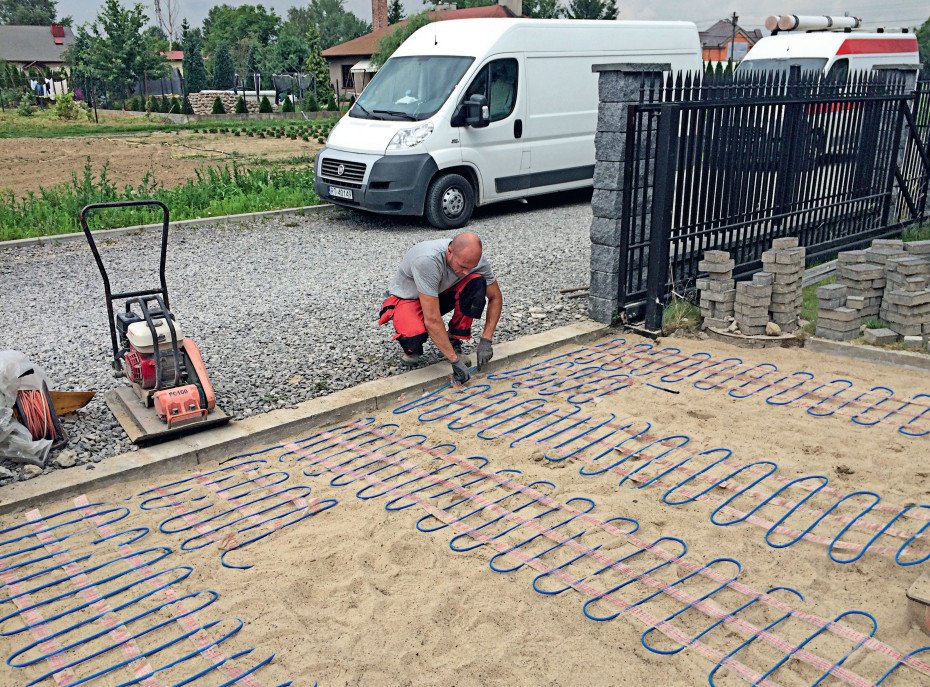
[425,173,475,230]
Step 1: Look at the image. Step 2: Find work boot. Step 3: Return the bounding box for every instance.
[401,351,420,366]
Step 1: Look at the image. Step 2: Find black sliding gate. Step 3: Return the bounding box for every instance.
[617,70,930,329]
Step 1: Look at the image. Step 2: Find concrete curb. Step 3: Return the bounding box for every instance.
[0,204,335,250]
[0,322,610,516]
[807,337,930,372]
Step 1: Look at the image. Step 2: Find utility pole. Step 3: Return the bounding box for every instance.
[729,11,739,62]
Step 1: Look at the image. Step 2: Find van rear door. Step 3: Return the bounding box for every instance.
[457,55,528,203]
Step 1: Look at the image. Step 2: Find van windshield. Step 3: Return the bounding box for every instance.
[351,56,474,121]
[738,58,829,75]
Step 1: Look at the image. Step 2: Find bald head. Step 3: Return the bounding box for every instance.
[447,232,483,277]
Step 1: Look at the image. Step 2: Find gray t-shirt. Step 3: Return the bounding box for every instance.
[388,238,496,300]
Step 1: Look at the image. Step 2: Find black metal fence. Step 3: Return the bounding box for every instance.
[617,69,930,329]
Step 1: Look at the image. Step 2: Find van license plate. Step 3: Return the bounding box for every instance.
[329,186,353,200]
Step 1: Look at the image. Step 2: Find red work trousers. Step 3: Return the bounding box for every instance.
[379,273,486,356]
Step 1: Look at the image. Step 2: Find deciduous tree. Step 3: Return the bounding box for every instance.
[201,3,280,54]
[917,17,930,78]
[288,0,369,51]
[270,23,310,73]
[70,0,168,101]
[0,0,58,24]
[371,12,433,67]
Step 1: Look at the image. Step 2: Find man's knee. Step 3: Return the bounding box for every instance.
[392,299,428,338]
[397,333,428,356]
[459,276,487,318]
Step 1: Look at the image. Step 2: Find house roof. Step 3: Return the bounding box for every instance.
[323,5,518,58]
[0,24,75,65]
[699,19,762,48]
[161,50,184,61]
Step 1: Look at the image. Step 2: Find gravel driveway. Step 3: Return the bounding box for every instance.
[0,191,594,478]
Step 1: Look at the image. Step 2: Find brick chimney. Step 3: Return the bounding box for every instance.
[372,0,389,30]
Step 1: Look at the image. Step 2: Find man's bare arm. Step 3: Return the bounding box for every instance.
[481,281,503,340]
[419,293,458,361]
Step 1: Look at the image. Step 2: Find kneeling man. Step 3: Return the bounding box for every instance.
[379,233,503,385]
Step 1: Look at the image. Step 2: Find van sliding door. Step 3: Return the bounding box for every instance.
[457,56,527,203]
[522,54,598,193]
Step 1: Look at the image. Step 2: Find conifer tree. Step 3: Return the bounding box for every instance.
[387,0,405,24]
[212,41,235,90]
[304,27,335,110]
[182,33,207,93]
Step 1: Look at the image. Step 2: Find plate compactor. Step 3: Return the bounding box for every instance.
[81,200,228,444]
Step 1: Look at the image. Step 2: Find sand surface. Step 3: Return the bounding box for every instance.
[2,333,930,686]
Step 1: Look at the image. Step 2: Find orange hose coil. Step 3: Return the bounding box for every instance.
[17,390,54,440]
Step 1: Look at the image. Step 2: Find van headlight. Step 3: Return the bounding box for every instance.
[387,121,434,150]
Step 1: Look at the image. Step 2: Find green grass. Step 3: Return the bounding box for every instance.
[902,222,930,243]
[0,158,321,241]
[864,318,889,329]
[662,295,701,335]
[800,275,835,334]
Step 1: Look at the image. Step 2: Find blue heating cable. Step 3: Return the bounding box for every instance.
[447,487,569,553]
[9,589,217,670]
[356,444,457,500]
[383,457,490,511]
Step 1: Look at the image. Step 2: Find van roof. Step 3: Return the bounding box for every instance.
[744,31,918,61]
[394,18,701,60]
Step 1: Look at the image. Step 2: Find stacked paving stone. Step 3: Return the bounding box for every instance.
[879,249,930,339]
[868,238,908,267]
[697,251,736,330]
[815,283,861,340]
[835,250,884,319]
[760,237,805,333]
[734,272,774,336]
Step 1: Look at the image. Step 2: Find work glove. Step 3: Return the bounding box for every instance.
[476,337,494,370]
[450,358,471,385]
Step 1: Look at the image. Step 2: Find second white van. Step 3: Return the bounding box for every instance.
[314,18,702,228]
[739,16,920,79]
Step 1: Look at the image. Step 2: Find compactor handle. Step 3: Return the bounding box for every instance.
[80,200,171,371]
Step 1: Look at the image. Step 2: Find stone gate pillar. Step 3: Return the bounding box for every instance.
[588,63,669,324]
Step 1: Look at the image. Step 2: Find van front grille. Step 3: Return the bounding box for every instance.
[321,158,366,183]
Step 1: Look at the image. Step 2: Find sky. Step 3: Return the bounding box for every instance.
[63,0,930,35]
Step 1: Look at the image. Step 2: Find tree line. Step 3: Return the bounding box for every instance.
[6,0,929,107]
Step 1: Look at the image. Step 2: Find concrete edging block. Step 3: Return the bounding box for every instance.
[0,322,610,516]
[807,337,930,372]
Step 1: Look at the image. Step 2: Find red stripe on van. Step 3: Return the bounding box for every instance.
[836,37,918,55]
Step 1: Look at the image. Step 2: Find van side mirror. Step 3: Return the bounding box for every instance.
[464,94,490,128]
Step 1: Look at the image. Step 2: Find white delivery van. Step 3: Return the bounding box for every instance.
[739,15,920,79]
[314,18,702,228]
